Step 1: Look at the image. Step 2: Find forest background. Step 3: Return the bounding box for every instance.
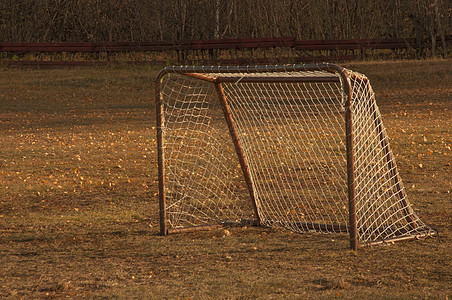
[1,0,450,47]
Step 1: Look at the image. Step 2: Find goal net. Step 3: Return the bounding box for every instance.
[156,64,436,249]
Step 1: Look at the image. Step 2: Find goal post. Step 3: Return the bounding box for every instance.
[156,63,436,250]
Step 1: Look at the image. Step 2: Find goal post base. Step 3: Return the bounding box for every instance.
[165,220,348,235]
[357,230,438,248]
[166,224,224,235]
[165,219,260,235]
[270,221,349,233]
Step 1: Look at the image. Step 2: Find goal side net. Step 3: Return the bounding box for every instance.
[156,64,436,249]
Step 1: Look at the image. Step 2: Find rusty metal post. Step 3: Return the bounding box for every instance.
[156,72,167,236]
[214,83,261,226]
[343,74,358,251]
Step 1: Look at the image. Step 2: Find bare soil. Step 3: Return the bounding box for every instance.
[0,60,451,299]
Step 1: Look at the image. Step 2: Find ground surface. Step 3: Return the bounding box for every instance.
[0,60,451,299]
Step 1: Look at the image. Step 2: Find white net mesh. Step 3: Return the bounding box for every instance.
[349,74,431,242]
[157,64,434,245]
[220,78,348,232]
[160,74,252,227]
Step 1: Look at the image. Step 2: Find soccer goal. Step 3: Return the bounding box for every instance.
[156,63,436,250]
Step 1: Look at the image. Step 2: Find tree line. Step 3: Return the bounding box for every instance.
[1,0,450,55]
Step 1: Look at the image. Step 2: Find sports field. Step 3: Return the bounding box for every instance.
[1,59,451,298]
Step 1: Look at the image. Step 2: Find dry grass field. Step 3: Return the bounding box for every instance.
[0,59,451,299]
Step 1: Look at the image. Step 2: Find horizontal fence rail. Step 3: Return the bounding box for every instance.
[1,36,450,67]
[3,36,451,52]
[0,37,296,52]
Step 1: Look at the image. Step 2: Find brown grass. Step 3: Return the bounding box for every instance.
[0,60,451,299]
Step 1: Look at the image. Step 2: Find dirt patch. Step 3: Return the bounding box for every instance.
[0,61,451,298]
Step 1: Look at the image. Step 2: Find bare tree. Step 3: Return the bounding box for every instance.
[0,0,450,58]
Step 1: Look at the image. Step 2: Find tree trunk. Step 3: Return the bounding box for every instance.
[434,0,447,58]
